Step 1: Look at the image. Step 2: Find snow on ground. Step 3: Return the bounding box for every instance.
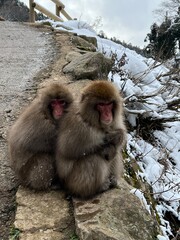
[41,19,180,239]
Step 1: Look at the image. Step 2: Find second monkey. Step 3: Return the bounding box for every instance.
[56,80,127,198]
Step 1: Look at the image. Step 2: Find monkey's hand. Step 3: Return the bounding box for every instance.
[81,129,123,160]
[99,129,125,161]
[104,129,123,146]
[109,175,118,188]
[99,144,116,161]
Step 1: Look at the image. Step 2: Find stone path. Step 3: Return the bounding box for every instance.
[0,21,54,239]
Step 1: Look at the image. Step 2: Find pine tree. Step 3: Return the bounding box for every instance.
[145,7,180,60]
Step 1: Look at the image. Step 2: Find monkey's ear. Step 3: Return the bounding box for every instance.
[81,93,91,102]
[80,93,86,102]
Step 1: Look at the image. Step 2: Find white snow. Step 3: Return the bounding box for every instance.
[40,19,180,239]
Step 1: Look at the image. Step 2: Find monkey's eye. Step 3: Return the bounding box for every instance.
[51,99,66,107]
[98,103,106,107]
[97,102,114,107]
[59,100,66,106]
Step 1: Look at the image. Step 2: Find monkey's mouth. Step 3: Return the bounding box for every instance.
[101,113,113,125]
[101,118,112,125]
[54,110,63,119]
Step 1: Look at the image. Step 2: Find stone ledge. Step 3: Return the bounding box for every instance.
[73,179,158,240]
[14,187,75,240]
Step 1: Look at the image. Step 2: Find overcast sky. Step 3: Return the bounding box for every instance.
[22,0,163,48]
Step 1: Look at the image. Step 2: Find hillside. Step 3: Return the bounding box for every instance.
[43,19,180,240]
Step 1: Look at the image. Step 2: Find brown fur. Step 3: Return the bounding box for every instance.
[8,83,73,190]
[56,80,127,198]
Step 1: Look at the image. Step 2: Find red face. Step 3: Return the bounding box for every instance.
[97,102,113,125]
[50,99,66,120]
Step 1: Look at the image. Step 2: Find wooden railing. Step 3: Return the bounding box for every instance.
[29,0,72,22]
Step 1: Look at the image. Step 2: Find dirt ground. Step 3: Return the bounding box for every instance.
[0,21,57,239]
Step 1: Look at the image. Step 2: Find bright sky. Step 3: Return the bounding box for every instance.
[22,0,163,48]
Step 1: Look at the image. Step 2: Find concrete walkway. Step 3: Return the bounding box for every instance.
[0,21,54,239]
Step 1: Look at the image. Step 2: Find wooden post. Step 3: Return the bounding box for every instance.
[51,0,65,9]
[51,0,72,20]
[33,2,63,22]
[29,0,35,22]
[56,5,62,17]
[29,0,72,23]
[56,5,60,16]
[51,0,66,19]
[61,9,72,20]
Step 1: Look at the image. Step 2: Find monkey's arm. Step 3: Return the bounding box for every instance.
[86,129,126,161]
[58,120,106,160]
[58,114,126,161]
[77,130,125,160]
[27,122,56,152]
[14,115,56,153]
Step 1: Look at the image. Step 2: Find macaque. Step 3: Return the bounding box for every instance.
[8,83,73,190]
[56,80,127,198]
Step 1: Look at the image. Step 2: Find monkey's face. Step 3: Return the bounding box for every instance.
[96,102,114,125]
[39,83,73,121]
[80,97,116,130]
[50,99,67,120]
[80,80,123,129]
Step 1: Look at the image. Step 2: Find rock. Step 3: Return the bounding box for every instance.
[0,16,5,21]
[63,52,113,80]
[79,35,98,48]
[66,51,82,63]
[71,36,97,52]
[14,187,75,240]
[19,231,65,240]
[73,179,159,240]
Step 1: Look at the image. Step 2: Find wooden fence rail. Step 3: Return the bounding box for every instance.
[29,0,72,22]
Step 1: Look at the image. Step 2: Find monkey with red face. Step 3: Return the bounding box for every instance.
[8,83,73,190]
[56,80,127,198]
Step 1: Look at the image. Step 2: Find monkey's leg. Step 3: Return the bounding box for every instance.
[99,177,111,193]
[20,154,55,190]
[109,152,124,188]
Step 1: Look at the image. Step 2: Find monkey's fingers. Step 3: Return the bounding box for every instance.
[100,144,116,161]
